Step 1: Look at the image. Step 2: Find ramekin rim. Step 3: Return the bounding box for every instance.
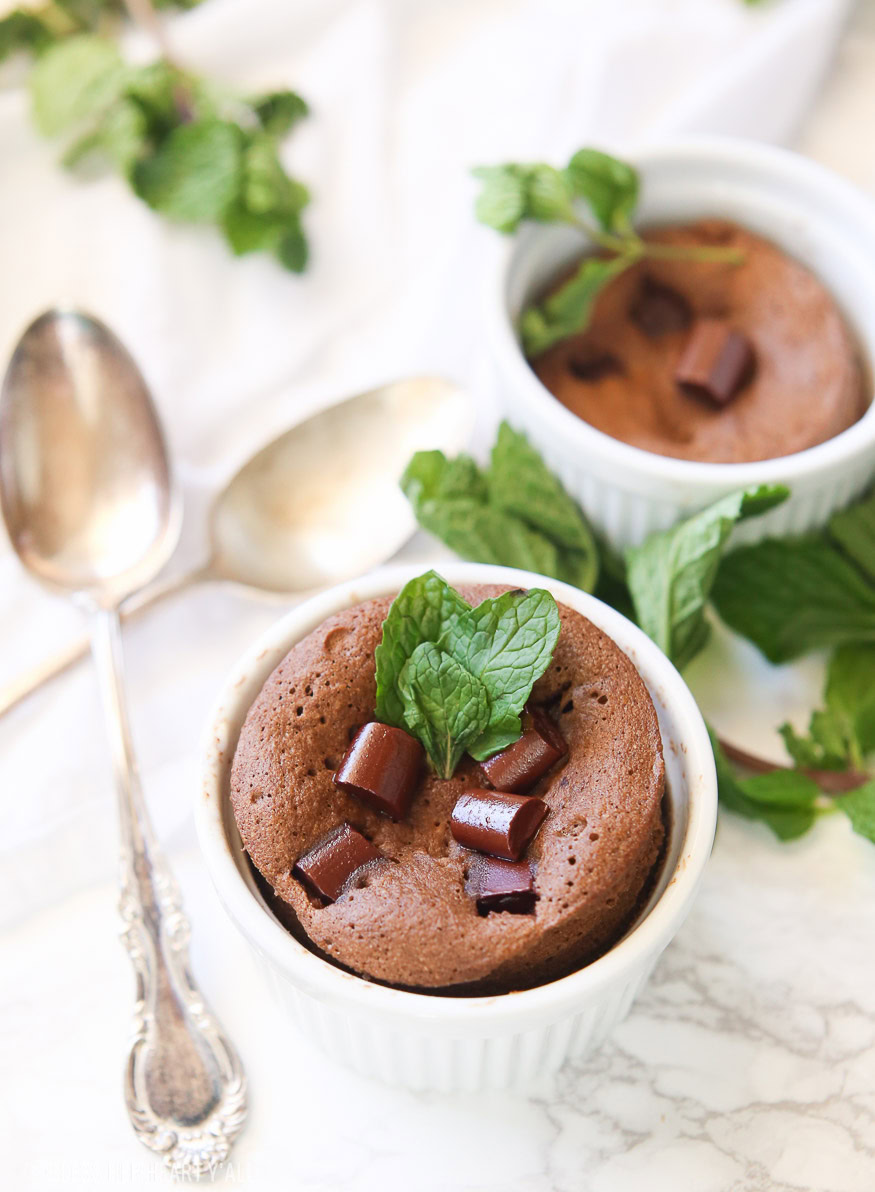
[485,134,875,489]
[196,561,717,1025]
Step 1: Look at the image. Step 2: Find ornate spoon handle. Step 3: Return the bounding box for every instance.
[91,607,247,1175]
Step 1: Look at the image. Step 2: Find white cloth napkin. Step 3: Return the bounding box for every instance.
[0,0,852,926]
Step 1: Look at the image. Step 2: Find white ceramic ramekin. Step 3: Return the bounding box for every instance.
[487,137,875,548]
[197,562,717,1092]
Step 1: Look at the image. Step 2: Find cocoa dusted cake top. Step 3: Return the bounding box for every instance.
[533,219,867,464]
[230,579,666,993]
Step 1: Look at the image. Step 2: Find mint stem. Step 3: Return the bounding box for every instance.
[718,736,870,796]
[122,0,177,65]
[641,242,745,265]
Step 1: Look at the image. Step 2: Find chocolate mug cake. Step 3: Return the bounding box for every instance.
[532,219,867,464]
[230,581,666,994]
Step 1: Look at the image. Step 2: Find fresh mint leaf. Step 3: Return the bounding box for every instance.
[565,148,639,234]
[837,780,875,845]
[711,729,819,841]
[398,643,490,779]
[252,89,309,137]
[403,450,487,504]
[524,164,577,224]
[221,202,286,255]
[241,132,309,215]
[63,96,148,175]
[472,162,577,233]
[30,34,126,137]
[781,644,875,772]
[488,422,599,589]
[414,490,561,575]
[626,485,789,670]
[829,489,875,584]
[440,588,561,760]
[711,535,875,664]
[520,254,632,356]
[376,573,561,778]
[825,644,875,764]
[276,219,309,272]
[401,449,560,576]
[472,164,528,234]
[0,10,54,63]
[779,714,848,772]
[401,426,599,593]
[375,570,471,729]
[132,118,242,222]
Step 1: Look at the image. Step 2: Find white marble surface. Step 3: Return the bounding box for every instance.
[2,1,875,1189]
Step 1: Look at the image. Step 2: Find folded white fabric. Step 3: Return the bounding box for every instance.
[0,0,853,925]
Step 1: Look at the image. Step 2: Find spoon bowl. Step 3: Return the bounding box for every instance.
[0,309,179,604]
[209,376,470,593]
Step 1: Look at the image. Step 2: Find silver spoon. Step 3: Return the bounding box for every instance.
[0,309,247,1175]
[0,374,470,715]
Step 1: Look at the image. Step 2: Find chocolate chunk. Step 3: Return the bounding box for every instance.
[293,823,381,903]
[466,855,536,915]
[568,350,623,382]
[451,790,548,861]
[675,318,755,405]
[334,721,423,820]
[630,278,691,338]
[479,708,568,794]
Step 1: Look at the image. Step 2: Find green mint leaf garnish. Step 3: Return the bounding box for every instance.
[375,569,471,730]
[252,90,309,137]
[30,34,127,137]
[474,145,742,354]
[780,644,875,773]
[132,118,243,222]
[522,164,578,224]
[625,485,789,671]
[401,423,599,593]
[376,572,560,778]
[520,254,634,356]
[0,10,55,64]
[487,422,599,589]
[711,535,875,664]
[828,488,875,584]
[779,714,849,773]
[440,588,560,760]
[15,13,311,272]
[471,165,528,234]
[398,643,491,781]
[471,163,576,233]
[837,780,875,845]
[711,729,820,842]
[564,147,639,235]
[62,96,148,174]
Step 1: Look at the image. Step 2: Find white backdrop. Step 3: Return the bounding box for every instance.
[2,1,875,1189]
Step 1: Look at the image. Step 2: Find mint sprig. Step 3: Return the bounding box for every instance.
[402,424,786,673]
[711,730,875,847]
[376,571,560,778]
[399,430,875,848]
[780,645,875,773]
[6,11,311,272]
[711,491,875,663]
[402,422,599,593]
[711,729,821,841]
[625,485,789,671]
[473,146,743,356]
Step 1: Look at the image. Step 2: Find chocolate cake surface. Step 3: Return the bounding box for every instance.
[230,585,665,993]
[533,219,867,463]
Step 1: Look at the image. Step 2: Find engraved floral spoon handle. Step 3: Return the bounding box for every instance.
[91,606,247,1175]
